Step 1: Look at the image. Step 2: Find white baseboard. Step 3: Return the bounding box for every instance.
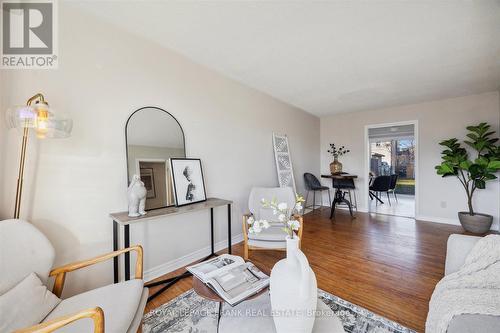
[143,233,244,282]
[304,206,498,231]
[417,215,499,231]
[416,215,460,226]
[304,205,368,214]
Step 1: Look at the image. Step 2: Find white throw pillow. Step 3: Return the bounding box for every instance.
[0,272,61,333]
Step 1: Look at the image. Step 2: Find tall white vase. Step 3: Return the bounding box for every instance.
[270,236,317,333]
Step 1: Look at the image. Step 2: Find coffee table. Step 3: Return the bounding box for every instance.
[192,275,269,331]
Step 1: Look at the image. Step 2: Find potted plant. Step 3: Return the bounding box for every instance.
[327,143,350,174]
[435,122,500,234]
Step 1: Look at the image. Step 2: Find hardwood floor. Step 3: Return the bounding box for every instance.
[145,208,466,332]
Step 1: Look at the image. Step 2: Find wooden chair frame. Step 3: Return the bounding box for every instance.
[15,307,104,333]
[15,245,143,333]
[242,214,303,260]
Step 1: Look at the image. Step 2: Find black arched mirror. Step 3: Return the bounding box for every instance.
[126,107,186,209]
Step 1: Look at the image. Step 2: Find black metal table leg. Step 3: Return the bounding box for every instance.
[227,204,232,254]
[329,200,336,218]
[217,301,223,333]
[124,224,130,281]
[341,194,354,217]
[330,188,355,218]
[145,205,226,302]
[210,208,215,255]
[113,220,119,283]
[330,188,339,219]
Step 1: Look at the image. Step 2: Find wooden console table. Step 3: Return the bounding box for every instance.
[110,197,232,301]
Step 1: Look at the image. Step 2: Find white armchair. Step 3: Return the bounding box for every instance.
[0,219,148,333]
[242,187,303,260]
[434,234,500,333]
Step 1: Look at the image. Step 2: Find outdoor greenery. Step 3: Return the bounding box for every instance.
[396,179,416,186]
[435,122,500,215]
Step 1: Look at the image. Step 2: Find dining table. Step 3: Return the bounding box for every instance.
[321,173,358,218]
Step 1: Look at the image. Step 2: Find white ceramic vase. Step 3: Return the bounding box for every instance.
[270,236,317,333]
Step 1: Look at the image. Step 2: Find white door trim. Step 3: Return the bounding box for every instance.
[364,120,419,218]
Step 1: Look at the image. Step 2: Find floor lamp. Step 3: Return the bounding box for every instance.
[6,93,73,218]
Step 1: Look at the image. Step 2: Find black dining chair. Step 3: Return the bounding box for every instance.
[369,175,392,205]
[304,173,331,211]
[388,174,399,203]
[332,175,358,212]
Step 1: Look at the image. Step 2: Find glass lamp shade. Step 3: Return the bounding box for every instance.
[6,102,72,139]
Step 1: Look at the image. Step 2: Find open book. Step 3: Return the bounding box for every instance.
[187,254,269,306]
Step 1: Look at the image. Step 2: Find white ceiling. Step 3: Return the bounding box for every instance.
[74,1,500,117]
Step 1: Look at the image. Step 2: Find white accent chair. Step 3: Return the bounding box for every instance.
[0,219,148,333]
[242,187,303,260]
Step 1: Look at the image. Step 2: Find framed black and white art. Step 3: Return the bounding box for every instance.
[170,158,207,207]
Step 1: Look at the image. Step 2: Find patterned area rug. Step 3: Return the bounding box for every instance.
[143,289,416,333]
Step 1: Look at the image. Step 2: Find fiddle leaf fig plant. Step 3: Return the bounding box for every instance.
[435,123,500,215]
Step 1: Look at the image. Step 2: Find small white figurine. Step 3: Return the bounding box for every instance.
[128,174,147,217]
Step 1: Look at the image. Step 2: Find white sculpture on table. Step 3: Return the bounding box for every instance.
[128,174,147,217]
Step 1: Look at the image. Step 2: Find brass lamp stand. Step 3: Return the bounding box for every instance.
[14,124,29,219]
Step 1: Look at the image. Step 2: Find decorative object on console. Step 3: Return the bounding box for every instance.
[127,175,147,217]
[273,133,297,193]
[170,158,207,206]
[5,93,73,218]
[435,122,500,234]
[327,143,350,174]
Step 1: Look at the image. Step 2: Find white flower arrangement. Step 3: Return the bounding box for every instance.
[247,194,305,238]
[247,216,270,234]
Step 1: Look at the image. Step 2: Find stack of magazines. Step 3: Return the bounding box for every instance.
[187,254,269,306]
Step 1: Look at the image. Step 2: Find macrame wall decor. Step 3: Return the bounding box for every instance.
[272,133,297,193]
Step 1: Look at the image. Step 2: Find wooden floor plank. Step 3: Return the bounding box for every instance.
[144,207,469,332]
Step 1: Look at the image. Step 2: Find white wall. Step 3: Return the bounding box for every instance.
[0,4,320,296]
[0,76,5,212]
[320,92,500,230]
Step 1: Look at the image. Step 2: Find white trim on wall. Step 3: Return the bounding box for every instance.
[416,215,459,226]
[364,120,419,218]
[143,233,244,282]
